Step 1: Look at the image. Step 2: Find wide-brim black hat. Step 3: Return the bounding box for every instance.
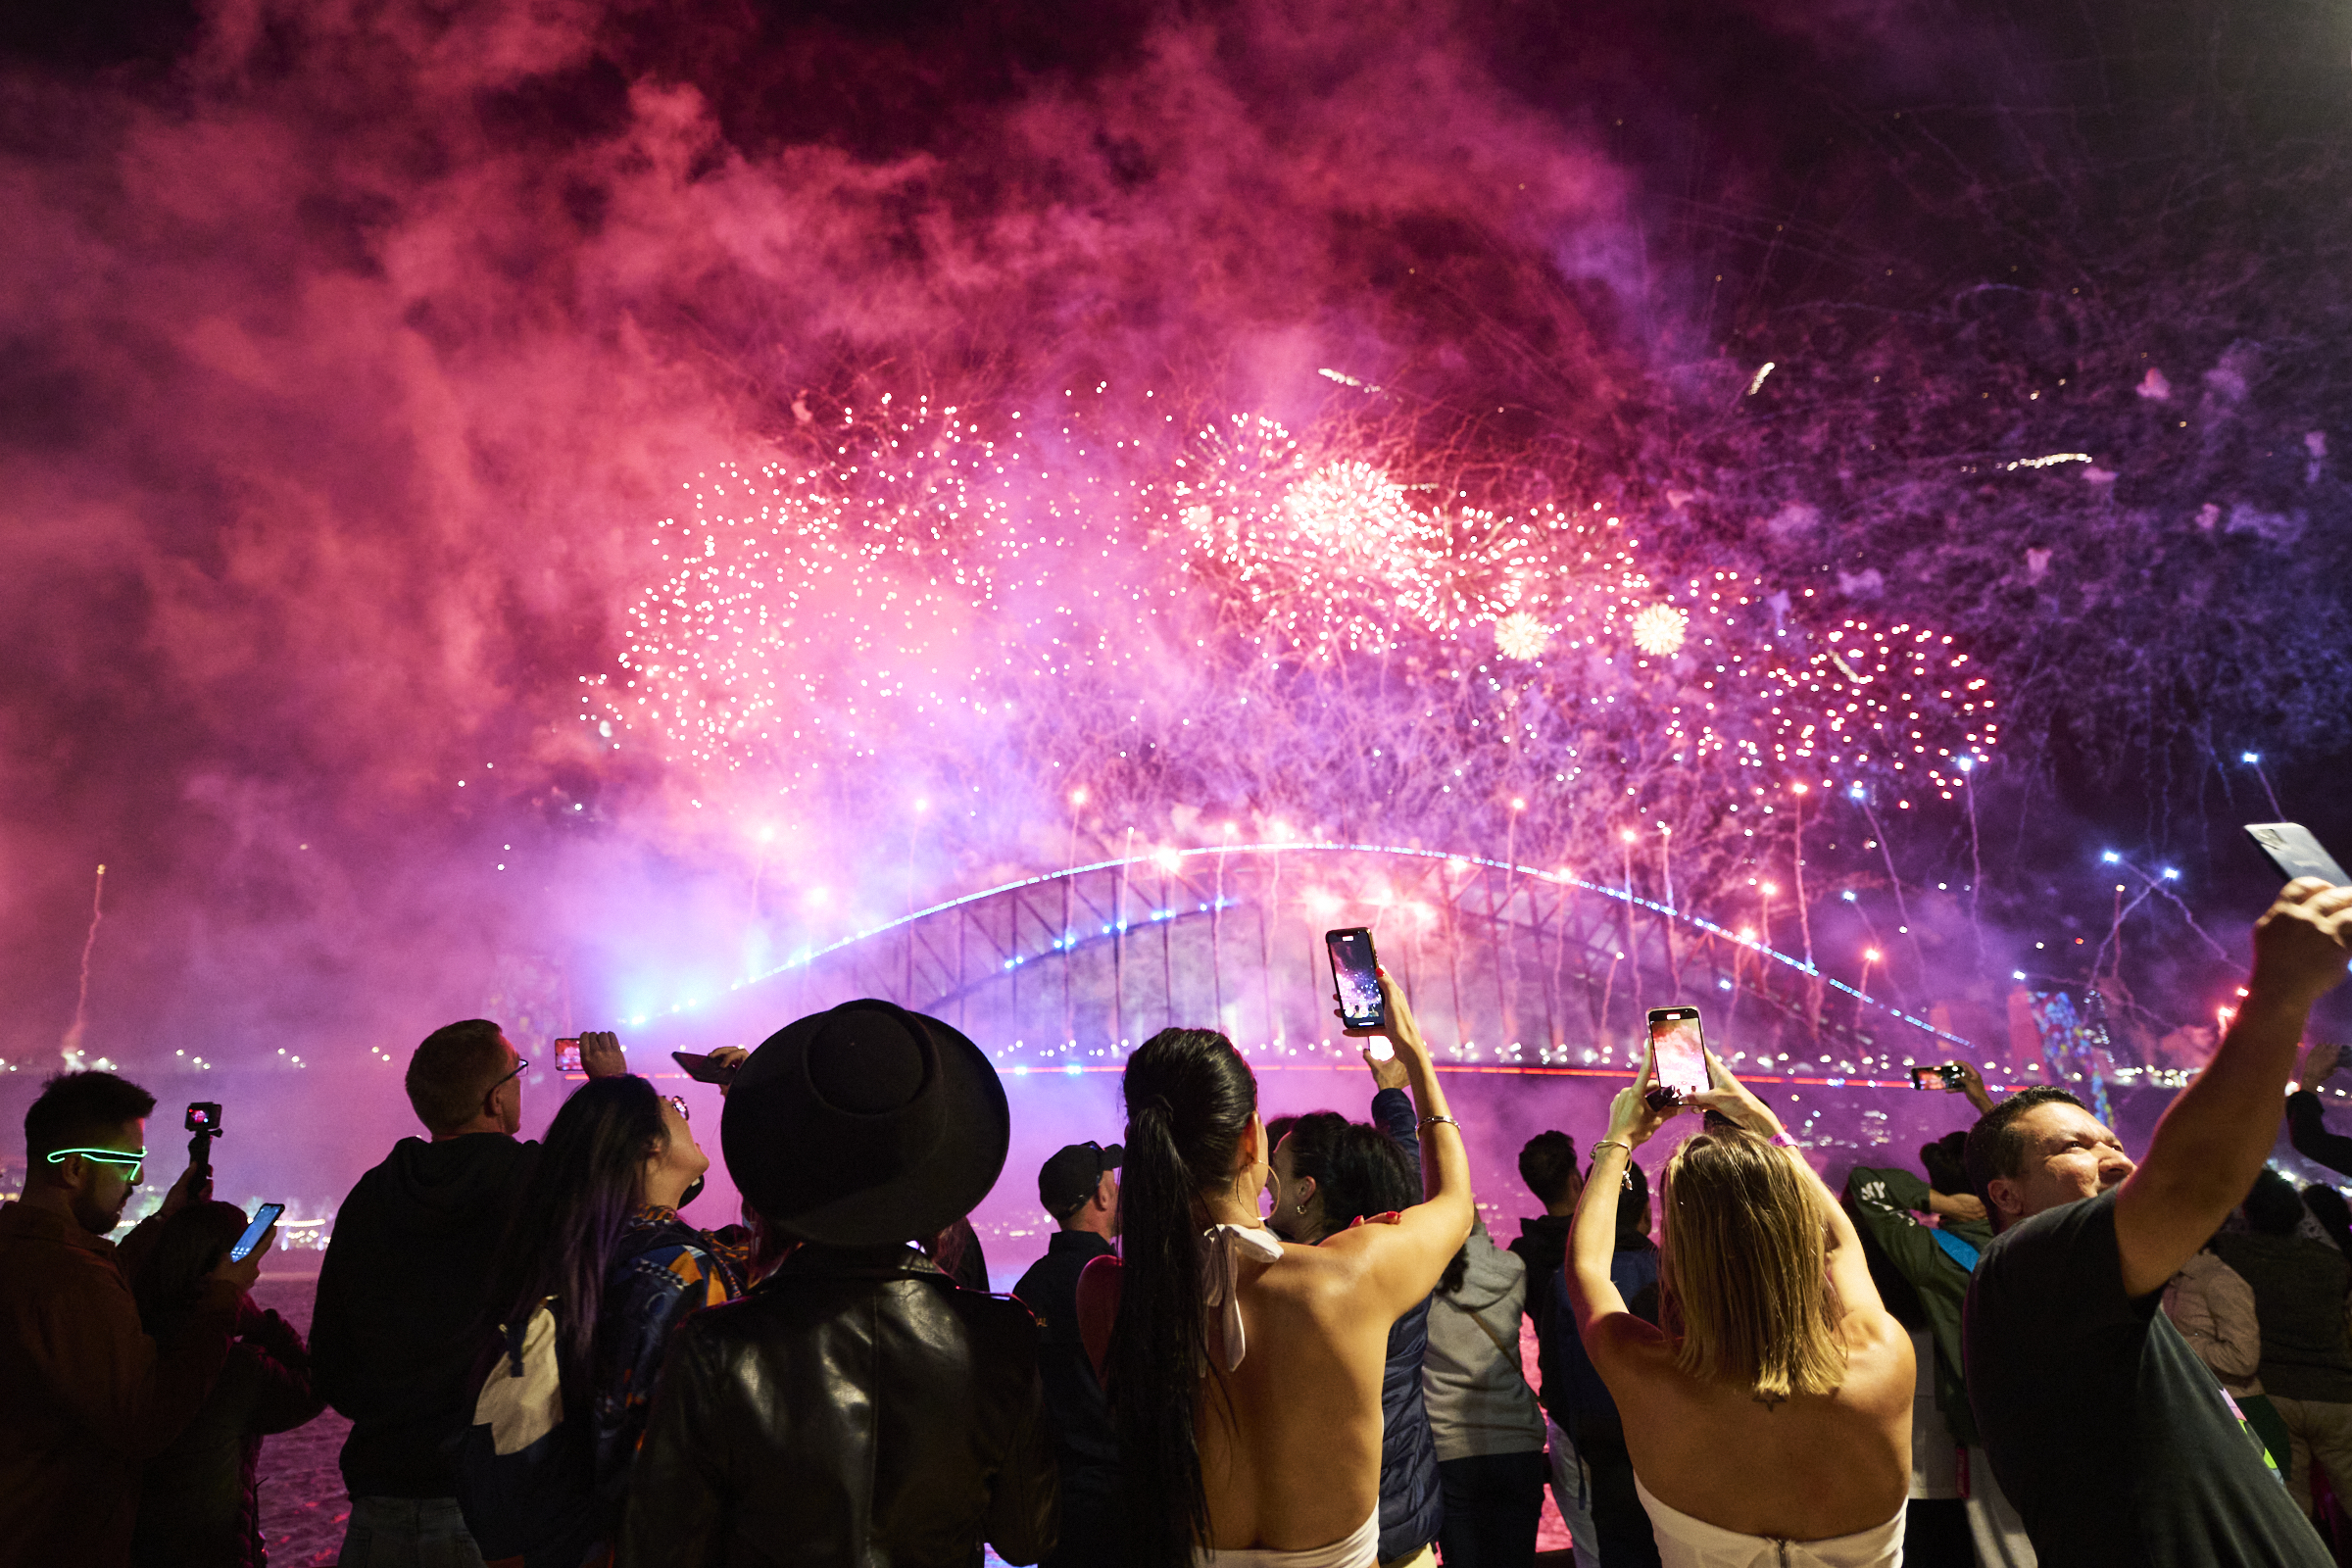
[721,999,1008,1248]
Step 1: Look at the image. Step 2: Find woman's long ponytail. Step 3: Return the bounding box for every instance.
[1106,1028,1257,1568]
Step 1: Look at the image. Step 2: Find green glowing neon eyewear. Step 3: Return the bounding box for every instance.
[45,1148,148,1180]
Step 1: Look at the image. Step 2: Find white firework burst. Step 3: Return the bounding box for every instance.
[1494,612,1553,662]
[1630,603,1689,657]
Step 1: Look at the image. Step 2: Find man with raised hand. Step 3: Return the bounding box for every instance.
[1963,879,2352,1566]
[314,1022,625,1568]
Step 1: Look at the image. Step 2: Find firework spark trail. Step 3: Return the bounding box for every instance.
[589,395,1997,924]
[60,863,105,1065]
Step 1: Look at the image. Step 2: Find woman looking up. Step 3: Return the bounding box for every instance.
[1567,1044,1912,1568]
[463,1075,742,1568]
[1079,972,1474,1568]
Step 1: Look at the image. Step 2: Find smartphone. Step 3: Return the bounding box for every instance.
[555,1038,583,1074]
[1646,1007,1707,1102]
[2246,823,2350,887]
[1326,927,1386,1032]
[1909,1063,1965,1092]
[228,1202,283,1262]
[672,1051,740,1087]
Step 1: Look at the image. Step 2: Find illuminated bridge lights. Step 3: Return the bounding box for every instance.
[633,841,1977,1054]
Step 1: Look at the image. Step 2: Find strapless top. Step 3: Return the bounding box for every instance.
[1634,1475,1905,1568]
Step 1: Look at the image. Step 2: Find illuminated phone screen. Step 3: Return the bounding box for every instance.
[1647,1009,1707,1099]
[1327,929,1384,1030]
[228,1202,282,1262]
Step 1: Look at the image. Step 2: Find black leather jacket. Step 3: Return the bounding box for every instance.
[617,1243,1057,1567]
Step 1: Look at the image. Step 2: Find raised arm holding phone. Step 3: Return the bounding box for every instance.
[1960,876,2352,1566]
[1567,1033,1913,1564]
[1079,969,1471,1568]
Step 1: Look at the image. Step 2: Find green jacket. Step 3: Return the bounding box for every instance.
[1841,1164,1992,1446]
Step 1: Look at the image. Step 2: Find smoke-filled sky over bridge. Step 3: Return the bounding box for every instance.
[6,0,2352,1095]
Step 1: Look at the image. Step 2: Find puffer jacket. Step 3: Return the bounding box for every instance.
[617,1242,1056,1567]
[1370,1088,1444,1560]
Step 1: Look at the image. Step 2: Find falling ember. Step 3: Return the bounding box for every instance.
[1630,604,1690,658]
[1494,612,1552,662]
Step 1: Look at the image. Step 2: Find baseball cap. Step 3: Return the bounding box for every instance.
[1039,1140,1123,1217]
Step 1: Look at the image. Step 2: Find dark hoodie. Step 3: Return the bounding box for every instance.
[311,1133,536,1497]
[1509,1214,1572,1412]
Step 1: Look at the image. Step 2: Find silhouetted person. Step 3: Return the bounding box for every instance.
[1843,1106,2034,1567]
[0,1071,269,1568]
[1548,1153,1662,1568]
[2212,1168,2352,1523]
[1014,1141,1124,1568]
[313,1022,624,1567]
[130,1200,322,1568]
[1508,1129,1596,1567]
[456,1075,739,1566]
[619,1001,1056,1565]
[2285,1041,2352,1176]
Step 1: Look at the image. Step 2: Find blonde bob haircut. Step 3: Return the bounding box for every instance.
[1659,1128,1847,1401]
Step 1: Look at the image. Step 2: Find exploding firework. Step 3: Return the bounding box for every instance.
[1630,604,1689,658]
[586,395,1121,819]
[1171,416,1457,661]
[1494,612,1552,662]
[588,394,1995,922]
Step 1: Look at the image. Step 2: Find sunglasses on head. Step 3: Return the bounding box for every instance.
[46,1148,148,1183]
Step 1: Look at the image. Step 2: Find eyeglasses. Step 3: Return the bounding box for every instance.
[46,1148,148,1183]
[662,1095,690,1122]
[485,1058,529,1102]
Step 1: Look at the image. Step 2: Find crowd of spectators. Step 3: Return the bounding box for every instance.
[2,878,2350,1568]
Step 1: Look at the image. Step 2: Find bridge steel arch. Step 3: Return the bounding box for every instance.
[655,843,1971,1068]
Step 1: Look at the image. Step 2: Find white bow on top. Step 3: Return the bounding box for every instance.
[1200,1222,1286,1373]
